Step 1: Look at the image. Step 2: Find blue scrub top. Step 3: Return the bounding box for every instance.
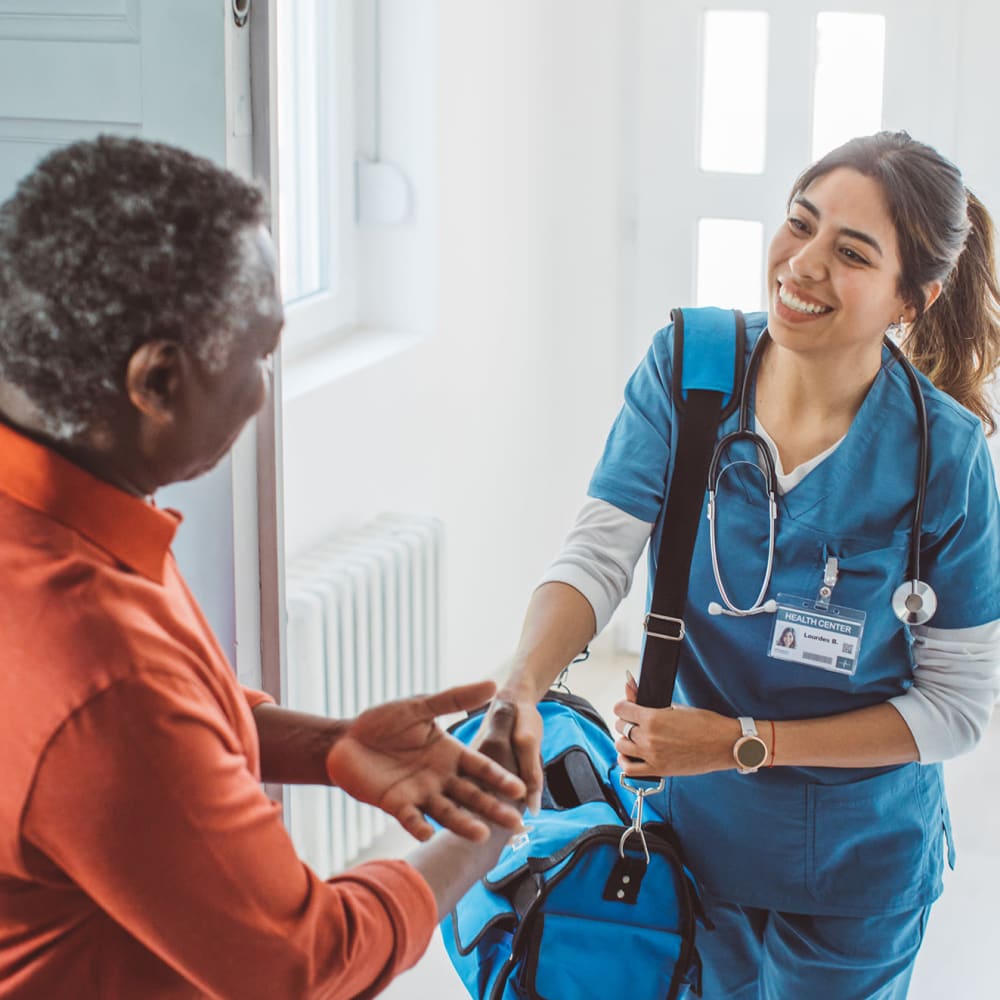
[588,312,1000,915]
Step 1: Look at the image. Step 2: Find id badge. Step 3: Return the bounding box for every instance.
[768,593,866,676]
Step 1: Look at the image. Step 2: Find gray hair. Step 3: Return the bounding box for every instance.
[0,135,270,438]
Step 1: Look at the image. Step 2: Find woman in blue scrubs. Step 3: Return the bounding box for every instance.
[486,133,1000,998]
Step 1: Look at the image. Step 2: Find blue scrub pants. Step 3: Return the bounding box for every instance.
[695,891,930,999]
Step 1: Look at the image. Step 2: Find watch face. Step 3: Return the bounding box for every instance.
[737,737,767,769]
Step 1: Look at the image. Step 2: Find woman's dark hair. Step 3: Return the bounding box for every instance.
[790,131,1000,433]
[0,135,269,438]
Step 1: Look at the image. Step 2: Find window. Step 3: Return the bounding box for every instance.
[812,13,886,160]
[682,5,889,315]
[700,11,769,175]
[275,0,356,356]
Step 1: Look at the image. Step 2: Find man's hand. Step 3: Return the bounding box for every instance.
[475,692,544,814]
[325,680,526,843]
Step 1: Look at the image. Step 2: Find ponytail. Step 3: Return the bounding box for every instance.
[906,191,1000,435]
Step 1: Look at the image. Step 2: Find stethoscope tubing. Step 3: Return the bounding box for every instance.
[883,336,930,586]
[707,328,933,623]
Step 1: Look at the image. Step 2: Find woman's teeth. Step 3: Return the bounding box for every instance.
[778,284,831,315]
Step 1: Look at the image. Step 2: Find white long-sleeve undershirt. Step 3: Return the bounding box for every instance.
[538,497,1000,763]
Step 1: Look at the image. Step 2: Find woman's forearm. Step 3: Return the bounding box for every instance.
[767,702,919,769]
[500,581,597,700]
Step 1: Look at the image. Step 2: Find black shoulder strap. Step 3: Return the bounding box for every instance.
[635,308,742,709]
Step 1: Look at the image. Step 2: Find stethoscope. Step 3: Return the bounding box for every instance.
[705,329,937,626]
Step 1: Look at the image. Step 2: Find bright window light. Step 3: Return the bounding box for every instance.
[812,13,885,162]
[276,0,337,304]
[696,219,764,311]
[700,11,769,174]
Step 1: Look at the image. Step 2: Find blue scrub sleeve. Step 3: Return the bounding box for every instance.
[587,327,675,523]
[921,427,1000,629]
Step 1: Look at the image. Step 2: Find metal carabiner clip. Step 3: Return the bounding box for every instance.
[618,774,665,864]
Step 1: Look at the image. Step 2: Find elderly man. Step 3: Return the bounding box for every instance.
[0,136,524,999]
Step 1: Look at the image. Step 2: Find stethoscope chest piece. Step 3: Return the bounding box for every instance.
[891,579,937,626]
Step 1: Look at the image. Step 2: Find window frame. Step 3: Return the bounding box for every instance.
[275,0,359,362]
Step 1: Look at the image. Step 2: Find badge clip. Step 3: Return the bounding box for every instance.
[816,557,839,610]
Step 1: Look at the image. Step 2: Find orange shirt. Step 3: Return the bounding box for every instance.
[0,422,436,999]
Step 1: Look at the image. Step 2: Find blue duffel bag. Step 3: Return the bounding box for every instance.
[441,690,706,1000]
[440,309,746,999]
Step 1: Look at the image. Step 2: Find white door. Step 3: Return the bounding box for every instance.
[0,0,268,687]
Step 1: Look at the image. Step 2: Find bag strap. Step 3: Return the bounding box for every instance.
[635,308,745,709]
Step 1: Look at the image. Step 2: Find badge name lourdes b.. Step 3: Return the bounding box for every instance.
[769,593,866,676]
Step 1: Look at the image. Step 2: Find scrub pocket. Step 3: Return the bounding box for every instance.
[806,763,943,913]
[823,540,909,612]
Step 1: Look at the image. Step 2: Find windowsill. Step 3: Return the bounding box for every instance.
[280,327,424,403]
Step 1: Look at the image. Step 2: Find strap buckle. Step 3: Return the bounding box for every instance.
[643,613,685,642]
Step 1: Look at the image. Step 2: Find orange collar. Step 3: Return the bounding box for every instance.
[0,421,180,583]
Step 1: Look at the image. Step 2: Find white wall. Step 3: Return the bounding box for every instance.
[280,0,1000,690]
[281,0,633,686]
[952,0,1000,480]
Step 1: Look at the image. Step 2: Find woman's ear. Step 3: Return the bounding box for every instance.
[124,341,185,422]
[904,280,944,323]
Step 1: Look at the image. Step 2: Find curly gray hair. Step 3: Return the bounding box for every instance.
[0,135,270,439]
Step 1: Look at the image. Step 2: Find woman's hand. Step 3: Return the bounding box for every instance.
[325,680,527,843]
[613,672,738,777]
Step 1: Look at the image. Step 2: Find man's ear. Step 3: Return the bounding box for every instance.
[124,341,185,421]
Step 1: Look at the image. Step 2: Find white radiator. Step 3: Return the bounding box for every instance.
[284,514,443,873]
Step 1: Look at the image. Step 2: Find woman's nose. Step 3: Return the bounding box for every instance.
[788,239,827,282]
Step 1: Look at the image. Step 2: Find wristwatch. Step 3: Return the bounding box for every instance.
[733,717,768,774]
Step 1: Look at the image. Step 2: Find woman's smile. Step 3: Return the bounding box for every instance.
[774,280,834,323]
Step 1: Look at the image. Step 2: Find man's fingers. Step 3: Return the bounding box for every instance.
[423,680,498,718]
[424,794,490,842]
[458,745,526,798]
[446,776,525,830]
[475,699,522,776]
[394,803,435,843]
[513,742,543,815]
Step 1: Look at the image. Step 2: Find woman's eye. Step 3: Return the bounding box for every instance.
[787,217,808,233]
[840,247,869,265]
